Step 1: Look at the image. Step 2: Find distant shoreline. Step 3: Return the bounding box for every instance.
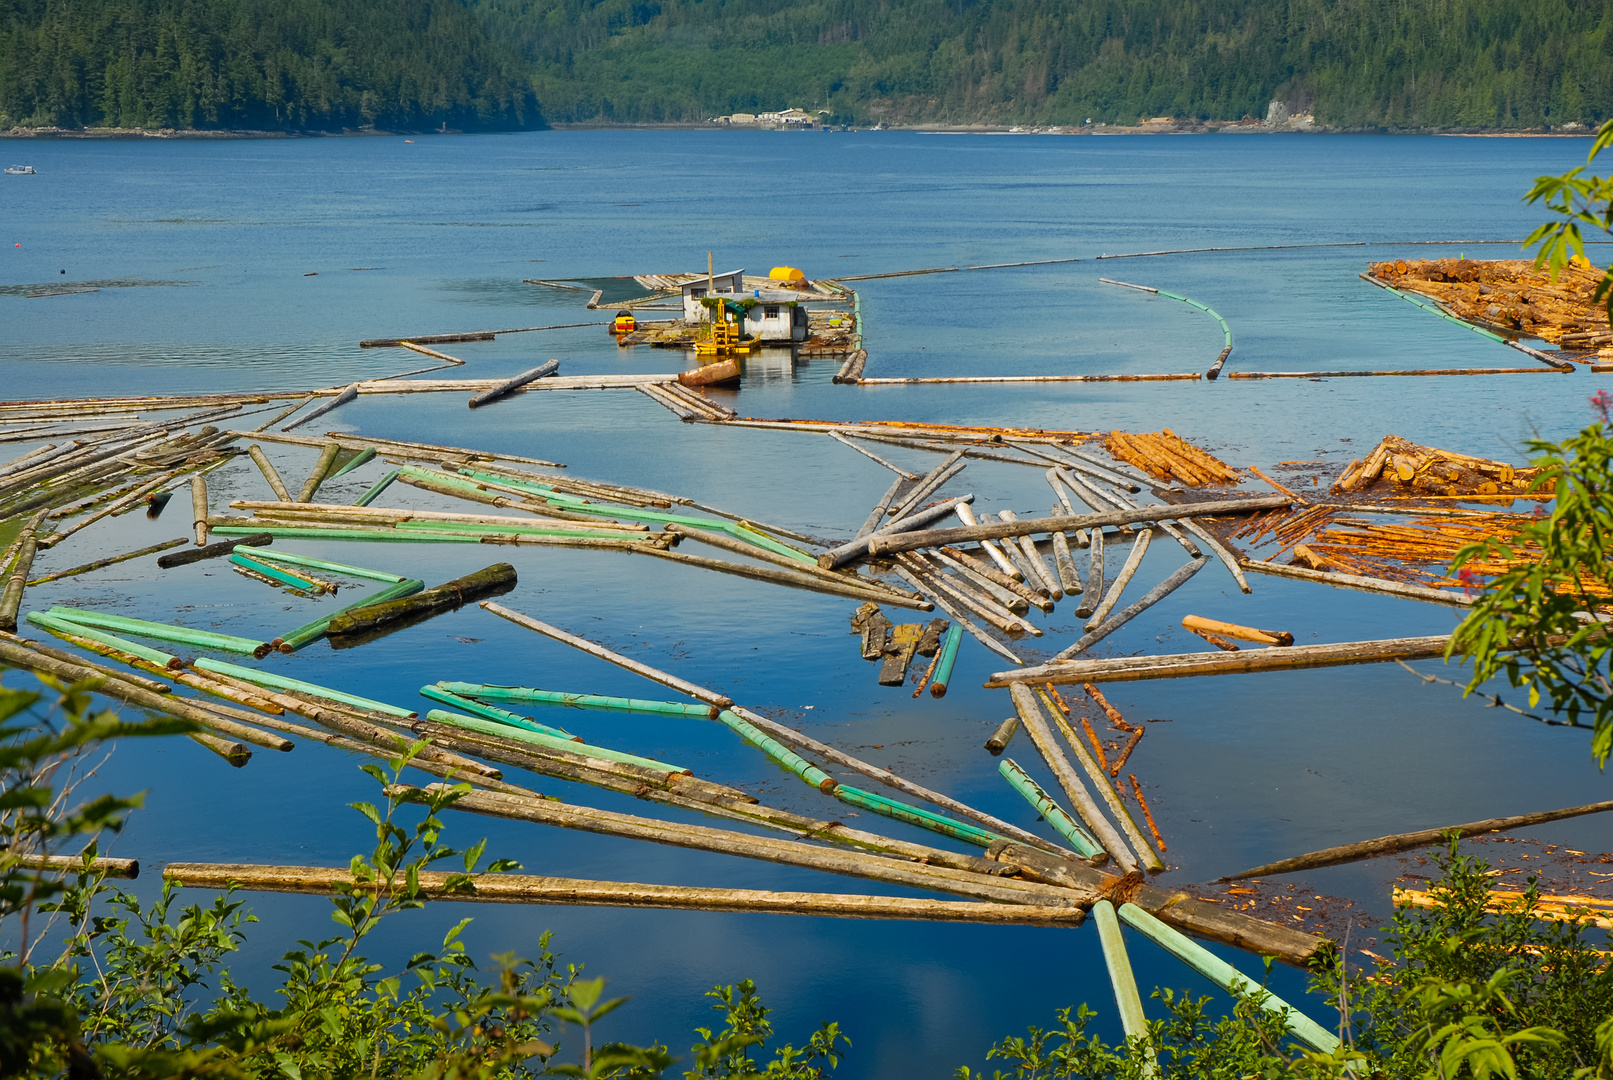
[0,122,1598,140]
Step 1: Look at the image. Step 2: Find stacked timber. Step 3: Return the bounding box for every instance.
[1103,430,1240,487]
[1368,257,1607,344]
[1332,435,1552,499]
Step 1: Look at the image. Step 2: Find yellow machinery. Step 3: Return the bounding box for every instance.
[610,309,636,335]
[695,298,757,357]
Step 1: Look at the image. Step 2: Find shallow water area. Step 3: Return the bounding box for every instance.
[3,130,1611,1075]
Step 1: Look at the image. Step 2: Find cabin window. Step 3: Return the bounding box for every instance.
[765,306,780,319]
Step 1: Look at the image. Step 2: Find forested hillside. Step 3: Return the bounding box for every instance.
[2,0,1611,132]
[0,0,541,131]
[490,0,1613,127]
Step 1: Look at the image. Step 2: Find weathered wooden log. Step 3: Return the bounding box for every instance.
[999,511,1062,600]
[638,546,932,609]
[1181,615,1292,646]
[0,509,48,631]
[1044,693,1164,874]
[1056,558,1207,660]
[990,633,1453,686]
[188,731,253,766]
[162,862,1093,925]
[1076,526,1104,618]
[1222,798,1613,881]
[1052,527,1083,593]
[1085,528,1153,631]
[888,452,966,520]
[189,476,209,546]
[47,606,274,659]
[951,502,1018,574]
[246,445,293,502]
[26,612,186,671]
[1242,559,1473,607]
[897,555,1033,635]
[0,637,292,751]
[860,609,892,659]
[985,715,1019,755]
[929,550,1031,613]
[327,564,516,635]
[1092,900,1156,1068]
[297,442,342,504]
[482,602,734,707]
[469,360,560,408]
[276,578,425,652]
[936,547,1048,611]
[419,784,1091,908]
[677,359,740,388]
[156,532,272,569]
[1008,684,1135,873]
[828,431,918,480]
[14,853,139,879]
[0,629,175,693]
[820,495,977,567]
[856,475,908,540]
[893,566,1022,665]
[1178,518,1250,593]
[666,524,914,602]
[283,383,358,431]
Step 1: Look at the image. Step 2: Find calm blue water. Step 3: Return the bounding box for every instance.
[3,131,1610,1075]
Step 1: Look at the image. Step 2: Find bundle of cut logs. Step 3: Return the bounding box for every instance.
[1332,435,1553,500]
[1367,258,1609,347]
[1103,430,1240,487]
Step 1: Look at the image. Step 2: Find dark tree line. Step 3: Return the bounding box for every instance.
[0,0,541,130]
[3,0,1612,131]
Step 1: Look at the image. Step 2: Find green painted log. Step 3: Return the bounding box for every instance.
[717,709,837,792]
[191,657,417,719]
[928,623,964,698]
[326,446,377,481]
[326,564,515,635]
[26,611,182,669]
[998,757,1105,859]
[243,550,404,583]
[1117,903,1340,1054]
[832,784,1000,847]
[354,469,401,507]
[275,578,425,652]
[297,442,342,503]
[436,681,716,719]
[418,686,578,741]
[1093,900,1158,1074]
[728,522,817,564]
[212,525,473,544]
[423,710,687,774]
[229,552,320,591]
[47,606,272,659]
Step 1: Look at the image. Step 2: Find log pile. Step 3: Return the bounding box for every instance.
[1333,435,1553,500]
[1368,257,1608,347]
[1103,430,1240,487]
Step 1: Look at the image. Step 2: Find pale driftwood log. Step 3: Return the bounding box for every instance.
[1179,518,1250,593]
[421,785,1093,908]
[856,475,908,540]
[1045,696,1164,874]
[232,500,649,534]
[990,633,1454,687]
[482,602,734,707]
[999,511,1062,601]
[1008,684,1136,874]
[936,545,1048,609]
[635,545,934,611]
[821,494,976,568]
[1056,557,1207,660]
[1052,527,1082,593]
[664,524,917,602]
[1243,559,1473,606]
[469,360,560,408]
[0,509,47,631]
[189,732,252,766]
[1076,526,1104,619]
[162,863,1090,925]
[829,431,918,480]
[190,475,209,545]
[1221,799,1613,881]
[930,550,1034,613]
[239,428,565,470]
[14,854,139,878]
[888,453,966,520]
[0,637,293,751]
[897,555,1036,635]
[890,565,1023,666]
[1085,528,1153,631]
[283,383,358,431]
[985,716,1019,755]
[955,501,1022,579]
[248,445,293,502]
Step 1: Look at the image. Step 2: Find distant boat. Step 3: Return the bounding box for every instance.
[5,165,36,175]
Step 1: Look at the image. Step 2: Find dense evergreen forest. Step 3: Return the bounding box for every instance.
[2,0,1612,131]
[0,0,541,130]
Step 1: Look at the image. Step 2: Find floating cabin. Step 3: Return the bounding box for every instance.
[674,269,812,342]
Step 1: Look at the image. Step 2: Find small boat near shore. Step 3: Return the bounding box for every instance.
[5,165,37,175]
